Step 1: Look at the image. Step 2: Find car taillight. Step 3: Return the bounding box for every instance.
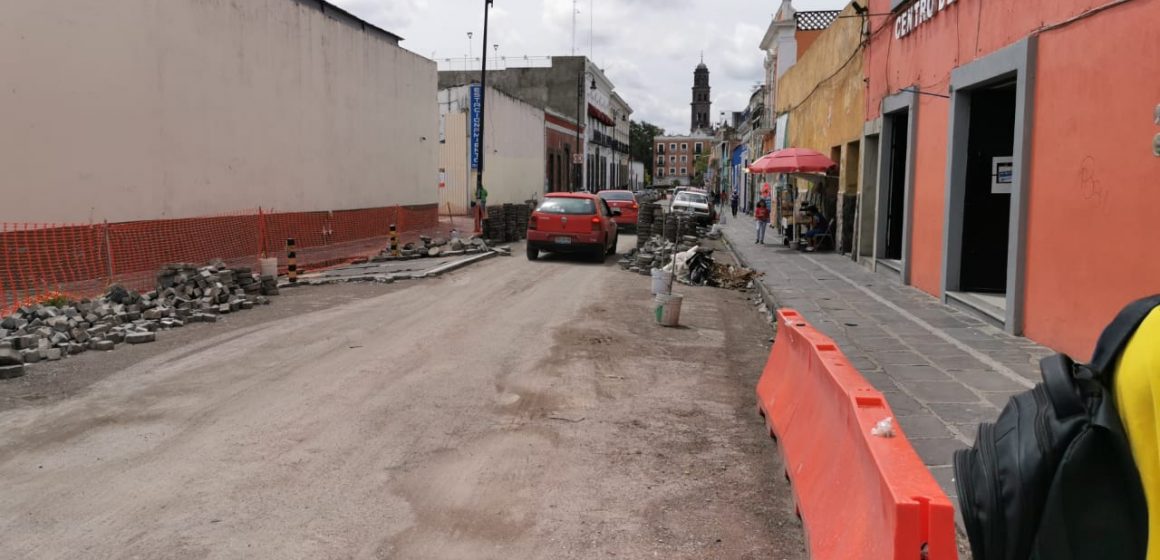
[631,203,639,210]
[591,216,601,231]
[529,215,538,230]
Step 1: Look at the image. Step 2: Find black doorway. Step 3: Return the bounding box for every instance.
[959,83,1016,293]
[884,111,909,260]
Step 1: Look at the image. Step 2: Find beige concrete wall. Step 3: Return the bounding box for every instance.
[0,0,438,224]
[776,4,866,172]
[438,86,544,214]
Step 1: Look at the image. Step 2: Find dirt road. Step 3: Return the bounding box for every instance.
[0,238,805,559]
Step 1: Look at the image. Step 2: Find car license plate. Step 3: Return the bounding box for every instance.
[554,237,572,245]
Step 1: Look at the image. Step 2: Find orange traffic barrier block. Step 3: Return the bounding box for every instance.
[756,309,957,560]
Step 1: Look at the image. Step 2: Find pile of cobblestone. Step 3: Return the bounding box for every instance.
[0,261,277,379]
[372,234,491,261]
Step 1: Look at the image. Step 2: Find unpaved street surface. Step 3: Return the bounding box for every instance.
[0,238,806,559]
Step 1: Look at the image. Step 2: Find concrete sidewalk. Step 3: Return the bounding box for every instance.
[720,211,1053,505]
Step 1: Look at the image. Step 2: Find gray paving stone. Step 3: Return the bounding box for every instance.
[872,351,928,366]
[881,391,927,416]
[896,414,956,439]
[904,380,979,403]
[929,465,958,500]
[933,402,1001,425]
[883,364,952,381]
[911,438,968,467]
[984,391,1024,408]
[931,354,990,371]
[859,370,900,392]
[952,370,1031,392]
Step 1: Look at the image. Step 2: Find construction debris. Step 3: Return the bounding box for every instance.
[620,204,759,290]
[0,261,277,373]
[370,232,494,262]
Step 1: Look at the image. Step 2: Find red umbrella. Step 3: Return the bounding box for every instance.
[748,148,836,174]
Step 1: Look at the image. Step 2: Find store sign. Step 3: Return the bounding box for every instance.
[991,156,1013,194]
[895,0,957,39]
[469,84,482,170]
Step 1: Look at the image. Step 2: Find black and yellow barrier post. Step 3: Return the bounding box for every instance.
[390,224,399,257]
[287,238,298,283]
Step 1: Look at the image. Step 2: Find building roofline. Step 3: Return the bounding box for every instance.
[299,0,405,44]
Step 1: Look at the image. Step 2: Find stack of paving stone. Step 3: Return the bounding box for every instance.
[502,203,520,241]
[484,205,507,242]
[510,203,530,240]
[0,261,275,379]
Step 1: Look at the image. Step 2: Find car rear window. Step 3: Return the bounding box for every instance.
[598,192,634,201]
[675,193,709,205]
[537,197,596,214]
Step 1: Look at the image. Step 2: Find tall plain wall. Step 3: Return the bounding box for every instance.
[0,0,439,224]
[438,86,545,214]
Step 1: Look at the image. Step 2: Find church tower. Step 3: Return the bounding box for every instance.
[691,59,711,133]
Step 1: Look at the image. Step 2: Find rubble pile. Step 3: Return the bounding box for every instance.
[619,229,760,290]
[0,261,277,379]
[372,234,491,261]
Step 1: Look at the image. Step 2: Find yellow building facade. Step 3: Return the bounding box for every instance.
[774,3,866,253]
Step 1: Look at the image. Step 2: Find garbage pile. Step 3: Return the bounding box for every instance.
[0,261,277,379]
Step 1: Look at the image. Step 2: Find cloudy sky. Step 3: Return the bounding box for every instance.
[330,0,846,134]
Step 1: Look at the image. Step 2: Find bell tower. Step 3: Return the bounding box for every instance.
[691,57,711,133]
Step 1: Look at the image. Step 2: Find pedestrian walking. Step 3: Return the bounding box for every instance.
[730,191,739,218]
[754,199,770,244]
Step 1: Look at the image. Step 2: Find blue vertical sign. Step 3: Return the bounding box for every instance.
[469,84,482,171]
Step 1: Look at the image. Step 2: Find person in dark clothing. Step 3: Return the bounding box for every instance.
[802,205,829,250]
[730,191,739,218]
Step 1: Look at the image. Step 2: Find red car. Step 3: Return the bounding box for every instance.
[597,190,640,231]
[527,193,620,261]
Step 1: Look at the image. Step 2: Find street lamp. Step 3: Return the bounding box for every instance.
[476,0,493,210]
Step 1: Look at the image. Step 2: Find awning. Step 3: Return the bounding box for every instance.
[588,104,615,126]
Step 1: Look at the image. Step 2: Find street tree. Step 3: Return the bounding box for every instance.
[630,120,665,182]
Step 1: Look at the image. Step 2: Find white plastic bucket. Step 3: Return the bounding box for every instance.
[654,293,683,327]
[260,257,278,279]
[651,269,673,295]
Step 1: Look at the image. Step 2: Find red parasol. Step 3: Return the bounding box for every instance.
[748,148,836,174]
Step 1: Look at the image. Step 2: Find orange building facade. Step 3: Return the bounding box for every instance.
[861,0,1160,357]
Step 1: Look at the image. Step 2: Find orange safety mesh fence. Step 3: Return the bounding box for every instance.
[1,204,442,314]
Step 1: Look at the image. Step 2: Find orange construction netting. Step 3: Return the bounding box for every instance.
[0,205,443,314]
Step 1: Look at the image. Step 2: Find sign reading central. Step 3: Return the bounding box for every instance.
[894,0,957,39]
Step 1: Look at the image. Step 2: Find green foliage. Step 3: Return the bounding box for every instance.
[630,120,665,182]
[43,293,70,308]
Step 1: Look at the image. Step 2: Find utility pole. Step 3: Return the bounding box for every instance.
[476,0,493,205]
[574,70,583,192]
[571,0,577,56]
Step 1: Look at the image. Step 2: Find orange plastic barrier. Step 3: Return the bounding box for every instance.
[756,309,957,560]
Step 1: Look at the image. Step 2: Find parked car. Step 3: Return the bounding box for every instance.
[597,190,640,231]
[670,191,715,225]
[526,193,620,261]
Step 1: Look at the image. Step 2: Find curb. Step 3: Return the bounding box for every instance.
[721,228,780,314]
[416,250,499,278]
[280,251,499,287]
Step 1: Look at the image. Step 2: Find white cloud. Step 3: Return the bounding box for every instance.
[332,0,847,133]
